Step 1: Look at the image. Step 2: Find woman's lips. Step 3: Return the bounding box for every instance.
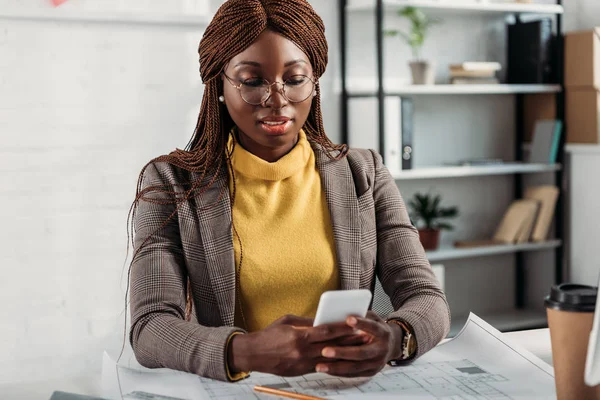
[258,119,292,135]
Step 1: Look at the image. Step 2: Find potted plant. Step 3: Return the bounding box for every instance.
[385,6,441,85]
[408,192,458,250]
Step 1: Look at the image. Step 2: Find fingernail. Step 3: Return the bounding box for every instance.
[347,317,357,326]
[322,348,335,358]
[316,365,328,373]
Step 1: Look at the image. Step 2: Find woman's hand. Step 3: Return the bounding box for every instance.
[315,311,404,377]
[228,314,367,376]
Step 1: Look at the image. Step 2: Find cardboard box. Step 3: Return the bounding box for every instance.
[523,93,556,142]
[566,88,600,143]
[565,28,600,89]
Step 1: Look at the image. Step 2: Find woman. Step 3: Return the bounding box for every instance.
[129,0,450,382]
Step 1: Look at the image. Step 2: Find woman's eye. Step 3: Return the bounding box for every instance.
[286,76,308,86]
[241,78,265,88]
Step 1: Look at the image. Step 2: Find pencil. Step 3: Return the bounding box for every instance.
[253,385,327,400]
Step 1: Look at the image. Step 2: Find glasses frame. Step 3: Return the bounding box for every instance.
[222,72,317,106]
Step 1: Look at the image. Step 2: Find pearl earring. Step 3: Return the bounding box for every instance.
[218,96,225,103]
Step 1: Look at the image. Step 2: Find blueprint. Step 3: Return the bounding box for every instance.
[102,314,556,399]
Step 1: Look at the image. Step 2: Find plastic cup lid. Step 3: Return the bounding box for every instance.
[544,283,597,312]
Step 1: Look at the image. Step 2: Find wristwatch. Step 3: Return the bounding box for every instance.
[386,319,417,365]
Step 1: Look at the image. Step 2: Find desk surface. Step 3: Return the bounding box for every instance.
[0,329,553,400]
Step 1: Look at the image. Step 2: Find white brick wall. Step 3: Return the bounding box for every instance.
[0,16,204,385]
[0,0,340,388]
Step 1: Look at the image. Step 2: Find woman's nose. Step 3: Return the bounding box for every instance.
[263,82,288,109]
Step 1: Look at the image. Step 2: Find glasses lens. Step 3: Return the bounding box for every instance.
[240,79,269,105]
[284,75,314,102]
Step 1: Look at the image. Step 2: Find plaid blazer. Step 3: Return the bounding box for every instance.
[129,143,451,382]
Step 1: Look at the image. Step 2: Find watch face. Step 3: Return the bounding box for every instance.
[407,333,417,356]
[386,319,416,362]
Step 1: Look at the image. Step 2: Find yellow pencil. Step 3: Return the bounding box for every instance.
[253,385,327,400]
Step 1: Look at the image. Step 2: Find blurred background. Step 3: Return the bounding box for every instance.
[1,0,599,398]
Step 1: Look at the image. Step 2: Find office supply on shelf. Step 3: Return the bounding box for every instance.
[529,120,562,163]
[523,93,556,142]
[450,62,502,73]
[565,28,600,89]
[348,96,413,171]
[102,314,555,399]
[254,385,326,400]
[493,199,540,243]
[585,274,600,387]
[400,96,414,170]
[449,62,501,84]
[524,185,559,242]
[507,18,556,84]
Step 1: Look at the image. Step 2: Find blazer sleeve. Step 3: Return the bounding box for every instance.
[370,150,451,360]
[129,163,245,382]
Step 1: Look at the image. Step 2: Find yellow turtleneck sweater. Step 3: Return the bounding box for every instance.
[228,130,339,332]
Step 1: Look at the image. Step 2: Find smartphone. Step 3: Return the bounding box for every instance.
[313,289,372,326]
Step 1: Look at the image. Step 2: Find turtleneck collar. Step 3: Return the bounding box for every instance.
[228,129,312,181]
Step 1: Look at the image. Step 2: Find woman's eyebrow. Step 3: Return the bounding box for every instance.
[284,59,308,67]
[234,61,261,69]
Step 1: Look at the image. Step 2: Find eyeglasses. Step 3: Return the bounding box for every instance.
[222,73,316,105]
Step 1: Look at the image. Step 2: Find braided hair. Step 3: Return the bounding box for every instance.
[126,0,347,326]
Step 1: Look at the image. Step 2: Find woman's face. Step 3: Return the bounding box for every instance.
[222,30,316,162]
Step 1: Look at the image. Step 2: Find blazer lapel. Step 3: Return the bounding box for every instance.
[313,144,362,290]
[193,167,236,326]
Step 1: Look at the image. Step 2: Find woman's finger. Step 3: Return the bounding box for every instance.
[346,315,387,338]
[315,360,382,377]
[320,343,384,362]
[306,323,357,343]
[332,333,371,347]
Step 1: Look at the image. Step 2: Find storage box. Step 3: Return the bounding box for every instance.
[566,88,600,143]
[565,28,600,89]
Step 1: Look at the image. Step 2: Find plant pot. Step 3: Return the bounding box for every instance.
[409,61,435,85]
[418,228,440,250]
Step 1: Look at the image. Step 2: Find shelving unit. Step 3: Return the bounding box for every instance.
[347,0,564,15]
[0,9,211,27]
[391,162,561,180]
[427,240,562,262]
[339,0,566,333]
[347,83,562,97]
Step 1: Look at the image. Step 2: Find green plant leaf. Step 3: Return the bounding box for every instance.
[435,222,454,231]
[410,192,458,230]
[438,207,459,218]
[391,6,441,61]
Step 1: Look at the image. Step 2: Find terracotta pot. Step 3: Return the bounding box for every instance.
[409,61,435,85]
[418,228,440,250]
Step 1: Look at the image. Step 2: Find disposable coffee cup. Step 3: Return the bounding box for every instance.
[545,283,599,400]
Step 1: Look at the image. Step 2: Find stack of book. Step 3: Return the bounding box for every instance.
[449,62,501,85]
